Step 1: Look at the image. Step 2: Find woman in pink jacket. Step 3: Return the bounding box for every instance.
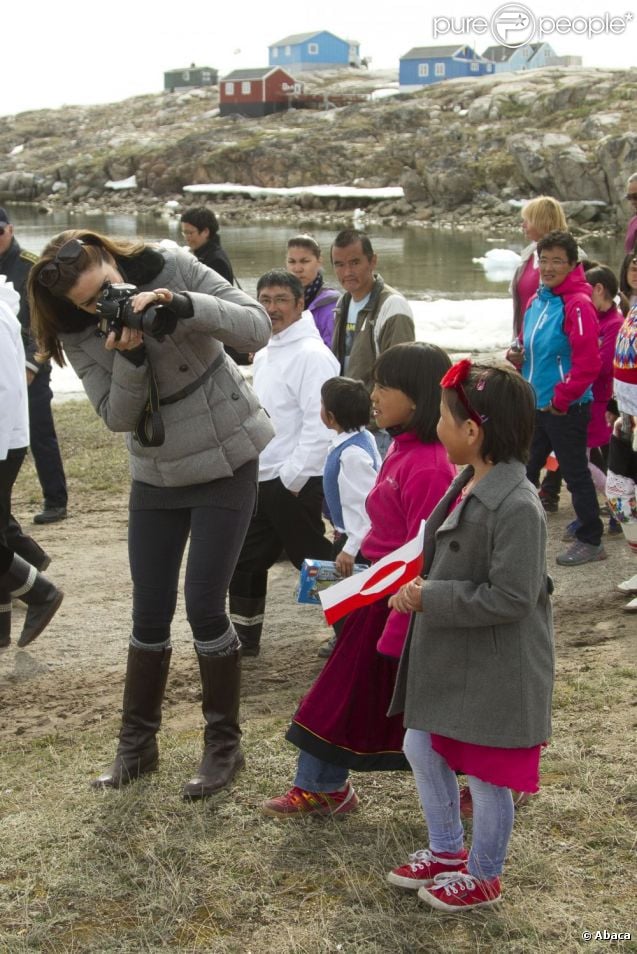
[562,265,625,542]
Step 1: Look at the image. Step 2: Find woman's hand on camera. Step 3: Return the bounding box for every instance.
[132,288,173,313]
[105,326,144,351]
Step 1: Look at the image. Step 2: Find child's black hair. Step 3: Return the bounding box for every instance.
[321,377,371,432]
[373,342,451,443]
[444,363,536,464]
[585,263,619,301]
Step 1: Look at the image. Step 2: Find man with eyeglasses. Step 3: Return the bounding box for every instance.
[623,174,637,254]
[229,270,339,657]
[507,230,604,566]
[0,208,68,525]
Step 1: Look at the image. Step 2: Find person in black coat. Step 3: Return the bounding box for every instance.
[180,207,249,364]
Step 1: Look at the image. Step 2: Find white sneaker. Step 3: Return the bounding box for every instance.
[617,575,637,595]
[624,596,637,613]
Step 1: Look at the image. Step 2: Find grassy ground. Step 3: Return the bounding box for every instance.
[0,401,635,953]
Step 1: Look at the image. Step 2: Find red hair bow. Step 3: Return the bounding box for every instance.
[441,359,488,427]
[440,358,472,390]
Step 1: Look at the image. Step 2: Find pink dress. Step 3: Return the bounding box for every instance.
[429,492,543,793]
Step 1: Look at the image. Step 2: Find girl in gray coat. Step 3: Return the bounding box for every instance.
[387,361,554,912]
[29,230,274,800]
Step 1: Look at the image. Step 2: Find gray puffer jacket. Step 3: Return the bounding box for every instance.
[61,247,274,486]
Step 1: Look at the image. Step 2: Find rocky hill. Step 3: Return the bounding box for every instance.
[0,66,635,234]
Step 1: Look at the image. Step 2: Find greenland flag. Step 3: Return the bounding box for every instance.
[319,521,426,625]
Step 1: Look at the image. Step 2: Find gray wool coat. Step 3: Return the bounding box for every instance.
[389,459,554,749]
[61,248,274,487]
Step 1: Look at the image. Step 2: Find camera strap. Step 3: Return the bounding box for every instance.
[134,363,164,447]
[133,353,226,447]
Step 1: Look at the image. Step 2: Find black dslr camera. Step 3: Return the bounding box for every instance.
[95,282,177,341]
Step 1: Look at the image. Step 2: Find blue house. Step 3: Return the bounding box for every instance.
[399,45,494,88]
[482,43,581,72]
[268,31,360,72]
[482,43,556,73]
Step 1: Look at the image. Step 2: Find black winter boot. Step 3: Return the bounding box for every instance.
[0,554,64,648]
[92,644,172,789]
[182,649,244,800]
[229,593,264,656]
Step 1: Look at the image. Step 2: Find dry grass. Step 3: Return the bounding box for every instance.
[1,401,636,953]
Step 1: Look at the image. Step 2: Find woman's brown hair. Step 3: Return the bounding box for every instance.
[28,229,146,366]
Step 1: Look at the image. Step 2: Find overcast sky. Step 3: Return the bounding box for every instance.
[3,0,635,117]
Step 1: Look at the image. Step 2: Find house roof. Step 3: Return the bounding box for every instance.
[270,31,320,47]
[401,45,465,60]
[269,29,357,47]
[221,68,286,81]
[482,42,545,62]
[165,65,216,73]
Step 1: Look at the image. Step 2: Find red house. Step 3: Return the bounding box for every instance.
[219,67,302,117]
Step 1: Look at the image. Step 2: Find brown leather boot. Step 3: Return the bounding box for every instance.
[182,649,245,801]
[92,644,171,789]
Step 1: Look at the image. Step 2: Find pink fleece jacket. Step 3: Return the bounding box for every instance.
[551,265,601,413]
[588,303,624,447]
[362,432,456,658]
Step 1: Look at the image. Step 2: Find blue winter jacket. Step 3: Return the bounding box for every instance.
[521,265,600,411]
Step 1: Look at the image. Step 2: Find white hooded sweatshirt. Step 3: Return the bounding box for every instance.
[253,311,339,492]
[0,277,29,460]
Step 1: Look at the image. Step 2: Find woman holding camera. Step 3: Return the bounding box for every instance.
[29,230,274,799]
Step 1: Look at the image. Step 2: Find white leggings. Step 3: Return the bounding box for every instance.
[403,728,515,880]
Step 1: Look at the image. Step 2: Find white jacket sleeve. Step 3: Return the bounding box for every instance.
[278,349,339,493]
[337,445,376,555]
[0,320,27,458]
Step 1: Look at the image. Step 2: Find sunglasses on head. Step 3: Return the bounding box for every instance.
[37,238,100,290]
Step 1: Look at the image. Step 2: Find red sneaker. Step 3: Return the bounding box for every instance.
[262,782,359,819]
[387,848,468,890]
[418,871,502,911]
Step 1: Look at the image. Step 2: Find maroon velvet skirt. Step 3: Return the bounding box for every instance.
[285,599,409,772]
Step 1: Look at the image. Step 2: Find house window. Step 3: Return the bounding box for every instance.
[272,47,278,58]
[241,81,251,95]
[182,70,190,82]
[202,71,211,83]
[470,62,479,72]
[225,82,235,95]
[308,43,319,55]
[285,45,291,55]
[435,62,446,77]
[418,63,429,77]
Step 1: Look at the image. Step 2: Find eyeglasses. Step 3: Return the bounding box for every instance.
[538,257,570,267]
[258,295,296,306]
[37,238,97,289]
[624,193,637,202]
[0,226,8,236]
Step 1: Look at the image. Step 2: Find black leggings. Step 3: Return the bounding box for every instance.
[128,494,255,648]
